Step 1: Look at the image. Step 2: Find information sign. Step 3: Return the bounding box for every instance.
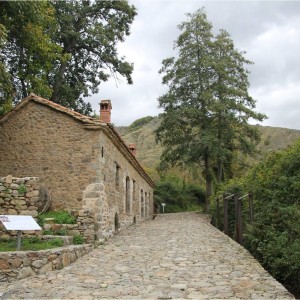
[0,215,41,250]
[0,215,41,231]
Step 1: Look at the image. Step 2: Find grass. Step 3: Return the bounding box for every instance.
[0,236,64,252]
[37,210,76,226]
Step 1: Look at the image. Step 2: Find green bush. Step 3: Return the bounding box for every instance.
[0,237,64,251]
[211,140,300,295]
[73,235,84,245]
[154,178,205,213]
[49,238,64,247]
[55,228,68,236]
[37,211,76,226]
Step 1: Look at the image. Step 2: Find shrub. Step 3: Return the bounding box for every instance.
[154,179,205,213]
[38,211,76,226]
[211,140,300,295]
[73,235,84,245]
[49,238,64,247]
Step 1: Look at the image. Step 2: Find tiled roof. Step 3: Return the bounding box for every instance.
[0,93,155,188]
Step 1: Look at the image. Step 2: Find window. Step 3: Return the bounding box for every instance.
[132,180,136,204]
[101,146,104,158]
[145,191,148,218]
[126,176,130,214]
[115,163,121,190]
[141,189,144,217]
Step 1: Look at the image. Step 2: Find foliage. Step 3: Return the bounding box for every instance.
[155,8,266,211]
[211,140,300,294]
[37,210,76,226]
[55,228,68,236]
[17,184,27,194]
[0,23,13,115]
[129,116,154,131]
[0,1,62,102]
[73,234,85,245]
[0,236,63,251]
[48,237,64,247]
[154,174,205,213]
[0,0,136,115]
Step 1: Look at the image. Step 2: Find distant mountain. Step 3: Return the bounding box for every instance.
[117,116,300,170]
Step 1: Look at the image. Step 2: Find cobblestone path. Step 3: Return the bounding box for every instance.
[0,212,294,299]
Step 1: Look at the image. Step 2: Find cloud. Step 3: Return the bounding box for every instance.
[87,1,300,130]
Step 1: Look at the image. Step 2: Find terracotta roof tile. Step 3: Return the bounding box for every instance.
[0,93,155,188]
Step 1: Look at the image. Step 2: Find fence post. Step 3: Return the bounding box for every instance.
[223,193,229,236]
[249,192,254,223]
[235,194,243,244]
[216,196,220,228]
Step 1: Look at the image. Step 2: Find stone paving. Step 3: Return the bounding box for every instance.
[0,212,294,299]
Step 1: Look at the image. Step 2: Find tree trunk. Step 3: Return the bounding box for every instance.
[50,60,68,102]
[217,159,223,183]
[50,37,77,102]
[204,154,213,212]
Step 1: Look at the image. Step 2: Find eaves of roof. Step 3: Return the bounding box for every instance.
[0,94,155,188]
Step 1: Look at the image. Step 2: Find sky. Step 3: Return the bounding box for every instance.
[88,0,300,130]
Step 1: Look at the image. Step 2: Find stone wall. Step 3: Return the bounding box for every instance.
[0,244,94,282]
[0,102,99,210]
[0,99,154,238]
[0,175,42,239]
[0,175,40,217]
[95,131,154,226]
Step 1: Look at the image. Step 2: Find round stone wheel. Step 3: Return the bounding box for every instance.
[38,186,52,213]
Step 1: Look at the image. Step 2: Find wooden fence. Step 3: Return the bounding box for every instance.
[216,193,253,244]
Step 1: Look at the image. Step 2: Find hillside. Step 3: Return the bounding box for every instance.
[117,116,300,170]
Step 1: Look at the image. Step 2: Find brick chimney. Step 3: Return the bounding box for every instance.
[99,100,112,123]
[129,144,137,156]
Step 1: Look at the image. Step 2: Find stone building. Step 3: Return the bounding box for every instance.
[0,94,155,235]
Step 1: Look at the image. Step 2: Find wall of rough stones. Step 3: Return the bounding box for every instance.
[43,210,96,244]
[0,175,40,217]
[0,100,154,241]
[0,244,94,282]
[0,102,99,210]
[0,175,42,239]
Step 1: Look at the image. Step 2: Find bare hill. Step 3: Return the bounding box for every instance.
[117,116,300,170]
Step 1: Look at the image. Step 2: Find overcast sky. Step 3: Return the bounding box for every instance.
[88,0,300,130]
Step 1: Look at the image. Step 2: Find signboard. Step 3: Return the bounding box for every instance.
[0,215,41,250]
[0,215,41,231]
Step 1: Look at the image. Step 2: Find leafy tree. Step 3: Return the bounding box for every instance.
[0,0,136,115]
[0,1,62,103]
[49,0,136,114]
[154,175,205,213]
[211,140,300,295]
[0,24,13,115]
[156,9,266,211]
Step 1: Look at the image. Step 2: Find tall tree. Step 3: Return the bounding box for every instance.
[0,0,136,115]
[211,29,266,183]
[156,9,266,211]
[0,1,62,103]
[0,24,13,116]
[49,0,136,114]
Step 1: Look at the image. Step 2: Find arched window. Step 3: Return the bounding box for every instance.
[141,189,144,217]
[126,176,130,214]
[132,180,136,204]
[115,163,120,190]
[114,213,119,233]
[145,191,148,218]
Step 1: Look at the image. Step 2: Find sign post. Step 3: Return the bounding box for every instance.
[17,230,22,251]
[0,215,41,250]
